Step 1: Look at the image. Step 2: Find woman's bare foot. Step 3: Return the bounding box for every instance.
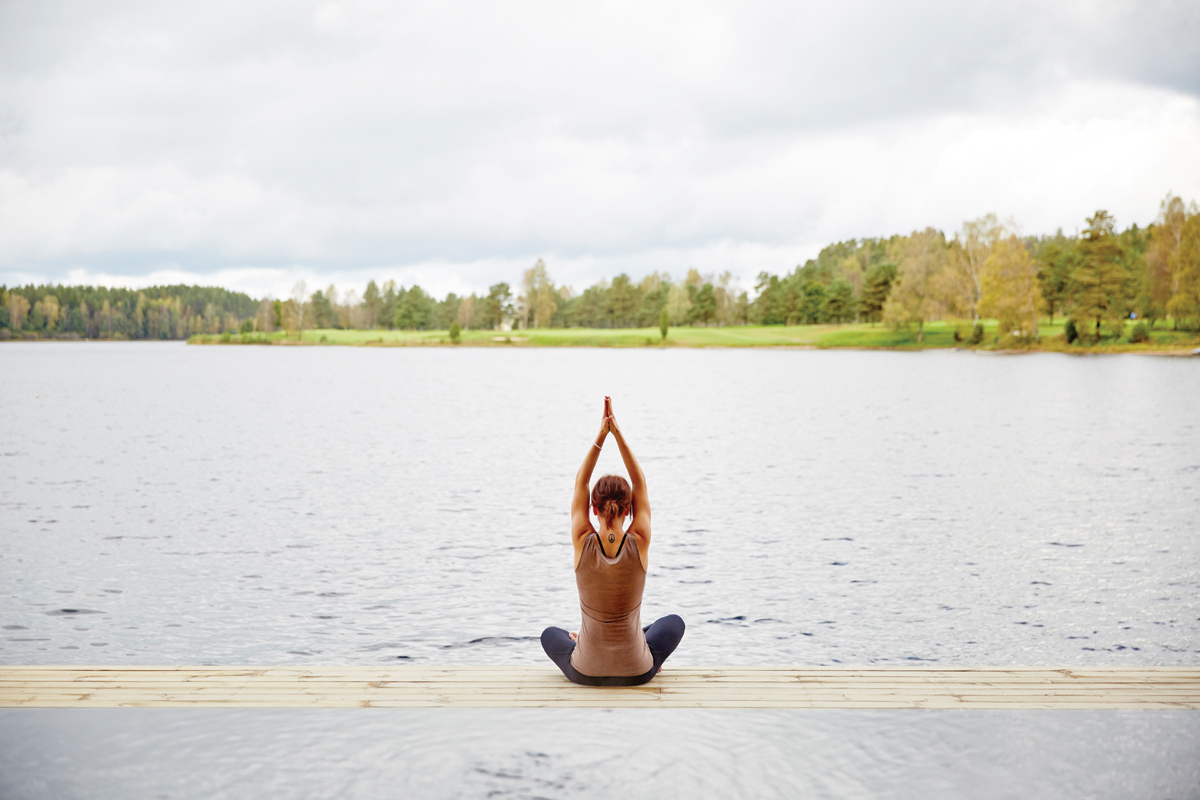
[569,631,578,641]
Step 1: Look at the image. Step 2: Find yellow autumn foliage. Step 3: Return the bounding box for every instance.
[979,236,1043,338]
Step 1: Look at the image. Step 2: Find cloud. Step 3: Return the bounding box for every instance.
[1,0,1198,298]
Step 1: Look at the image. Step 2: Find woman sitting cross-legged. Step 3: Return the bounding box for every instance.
[540,397,685,686]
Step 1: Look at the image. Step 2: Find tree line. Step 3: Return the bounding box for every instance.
[269,263,751,338]
[750,195,1200,342]
[0,284,258,340]
[271,193,1200,343]
[5,193,1198,342]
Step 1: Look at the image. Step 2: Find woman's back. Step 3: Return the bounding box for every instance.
[571,533,653,677]
[540,397,683,687]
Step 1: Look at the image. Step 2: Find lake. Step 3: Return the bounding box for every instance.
[2,342,1198,798]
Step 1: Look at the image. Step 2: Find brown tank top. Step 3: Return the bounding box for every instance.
[570,532,654,677]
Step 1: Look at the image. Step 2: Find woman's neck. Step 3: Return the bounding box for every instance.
[596,520,625,539]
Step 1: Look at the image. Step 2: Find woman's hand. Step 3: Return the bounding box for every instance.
[598,397,613,437]
[605,396,621,436]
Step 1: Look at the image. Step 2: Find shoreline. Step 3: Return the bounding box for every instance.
[4,338,1196,356]
[181,335,1199,356]
[6,321,1199,356]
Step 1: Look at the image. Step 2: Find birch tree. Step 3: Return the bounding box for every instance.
[4,292,30,330]
[36,295,61,330]
[978,236,1043,338]
[284,281,310,337]
[456,294,476,330]
[338,289,359,329]
[882,228,950,342]
[1166,212,1200,328]
[946,214,1005,322]
[715,271,740,325]
[520,259,557,329]
[255,298,275,332]
[1145,194,1196,324]
[665,282,692,325]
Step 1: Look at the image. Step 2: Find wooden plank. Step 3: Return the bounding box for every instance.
[3,683,1194,695]
[4,668,1196,686]
[3,667,1196,679]
[2,667,1195,681]
[3,686,1191,697]
[0,666,1196,709]
[8,665,1198,674]
[0,685,1190,695]
[3,690,1192,701]
[1,692,1192,701]
[1,674,1193,687]
[3,677,1194,690]
[1,681,1195,691]
[0,679,1194,690]
[8,665,1198,672]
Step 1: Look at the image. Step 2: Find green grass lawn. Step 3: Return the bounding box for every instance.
[189,320,1200,352]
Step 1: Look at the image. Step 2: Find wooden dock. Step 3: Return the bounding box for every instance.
[1,666,1197,709]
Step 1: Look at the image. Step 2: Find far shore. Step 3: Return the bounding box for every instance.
[173,321,1200,355]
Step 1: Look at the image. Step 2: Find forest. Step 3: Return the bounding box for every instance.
[0,284,257,341]
[4,194,1199,344]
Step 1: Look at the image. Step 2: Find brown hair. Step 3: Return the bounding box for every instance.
[591,474,632,526]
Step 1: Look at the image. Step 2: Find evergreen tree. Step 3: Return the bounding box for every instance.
[481,282,512,330]
[362,280,382,328]
[1067,211,1133,341]
[688,283,717,325]
[859,263,897,323]
[822,280,855,323]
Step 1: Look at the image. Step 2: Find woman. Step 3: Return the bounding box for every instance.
[540,397,685,686]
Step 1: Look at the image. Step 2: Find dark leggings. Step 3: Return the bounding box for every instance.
[540,614,686,687]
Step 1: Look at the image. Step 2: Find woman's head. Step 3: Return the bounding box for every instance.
[591,474,632,527]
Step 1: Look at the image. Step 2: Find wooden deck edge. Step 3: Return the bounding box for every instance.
[1,666,1196,709]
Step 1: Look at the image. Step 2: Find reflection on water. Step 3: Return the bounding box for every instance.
[1,342,1198,796]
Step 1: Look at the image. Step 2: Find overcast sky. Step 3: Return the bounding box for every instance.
[1,0,1198,300]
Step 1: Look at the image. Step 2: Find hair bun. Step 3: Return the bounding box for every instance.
[591,474,633,525]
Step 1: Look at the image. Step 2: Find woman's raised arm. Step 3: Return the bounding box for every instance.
[571,400,610,541]
[607,401,650,544]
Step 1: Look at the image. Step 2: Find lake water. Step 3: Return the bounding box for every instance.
[1,342,1198,798]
